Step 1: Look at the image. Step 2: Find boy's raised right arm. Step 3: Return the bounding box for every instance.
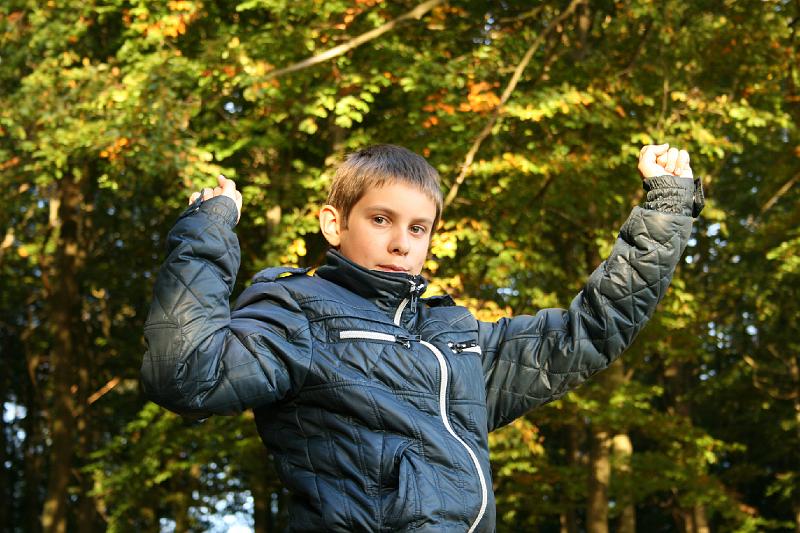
[478,145,703,430]
[141,177,312,417]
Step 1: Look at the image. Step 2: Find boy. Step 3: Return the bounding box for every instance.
[142,143,702,532]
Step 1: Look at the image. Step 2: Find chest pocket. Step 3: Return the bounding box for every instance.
[424,331,486,406]
[305,317,439,397]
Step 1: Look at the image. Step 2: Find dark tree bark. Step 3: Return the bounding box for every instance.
[612,433,636,533]
[0,403,8,530]
[559,415,581,533]
[586,424,611,533]
[41,173,85,533]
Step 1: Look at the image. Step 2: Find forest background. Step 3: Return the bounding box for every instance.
[1,0,798,532]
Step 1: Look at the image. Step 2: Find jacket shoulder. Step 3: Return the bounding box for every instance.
[422,294,456,307]
[421,294,477,332]
[233,267,312,311]
[251,266,312,283]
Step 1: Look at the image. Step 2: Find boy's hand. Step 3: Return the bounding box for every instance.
[188,175,243,223]
[638,144,693,180]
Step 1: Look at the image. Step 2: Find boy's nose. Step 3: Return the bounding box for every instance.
[389,229,410,255]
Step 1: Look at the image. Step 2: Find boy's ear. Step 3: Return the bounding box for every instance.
[319,204,342,247]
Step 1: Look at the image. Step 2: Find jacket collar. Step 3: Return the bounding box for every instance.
[316,249,427,317]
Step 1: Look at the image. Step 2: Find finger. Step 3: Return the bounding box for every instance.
[676,150,690,176]
[213,186,224,197]
[219,174,237,195]
[188,191,200,205]
[642,143,669,158]
[665,147,679,174]
[656,153,668,168]
[202,187,213,200]
[234,190,243,223]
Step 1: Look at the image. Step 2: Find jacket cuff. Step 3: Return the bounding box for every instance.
[643,175,704,217]
[179,195,239,228]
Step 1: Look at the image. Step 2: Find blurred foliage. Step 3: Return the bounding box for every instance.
[1,0,798,531]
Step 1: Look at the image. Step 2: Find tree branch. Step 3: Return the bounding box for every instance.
[615,18,654,78]
[760,171,799,216]
[87,377,121,405]
[263,0,445,81]
[443,0,585,210]
[498,6,545,24]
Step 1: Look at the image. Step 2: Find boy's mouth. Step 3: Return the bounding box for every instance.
[376,264,409,273]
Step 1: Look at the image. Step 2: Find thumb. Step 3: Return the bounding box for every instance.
[652,143,670,157]
[218,174,235,194]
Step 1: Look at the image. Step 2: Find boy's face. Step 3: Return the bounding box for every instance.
[320,182,437,276]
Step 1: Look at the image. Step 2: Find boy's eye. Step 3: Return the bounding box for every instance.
[372,216,387,225]
[410,225,427,235]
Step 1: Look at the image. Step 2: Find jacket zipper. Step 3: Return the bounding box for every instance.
[393,298,409,326]
[338,330,488,531]
[338,330,419,348]
[420,340,488,533]
[448,341,482,355]
[393,280,424,326]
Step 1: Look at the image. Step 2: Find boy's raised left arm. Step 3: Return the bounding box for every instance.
[141,177,313,417]
[479,144,703,431]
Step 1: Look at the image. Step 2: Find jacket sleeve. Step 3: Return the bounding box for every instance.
[479,176,698,431]
[141,196,312,417]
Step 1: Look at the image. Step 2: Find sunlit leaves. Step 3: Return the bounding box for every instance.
[1,0,798,530]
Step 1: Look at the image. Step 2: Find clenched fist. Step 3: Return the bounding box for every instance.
[638,144,693,180]
[189,175,243,224]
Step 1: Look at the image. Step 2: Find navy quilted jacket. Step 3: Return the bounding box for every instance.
[142,176,700,532]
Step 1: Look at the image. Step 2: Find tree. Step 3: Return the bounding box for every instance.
[1,0,797,530]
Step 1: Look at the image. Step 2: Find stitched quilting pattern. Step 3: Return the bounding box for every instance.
[482,206,692,430]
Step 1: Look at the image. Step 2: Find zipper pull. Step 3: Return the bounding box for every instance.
[408,279,423,312]
[396,333,421,348]
[449,341,478,354]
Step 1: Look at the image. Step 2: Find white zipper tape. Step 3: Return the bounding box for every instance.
[339,330,397,343]
[394,298,409,326]
[337,329,488,530]
[420,340,488,532]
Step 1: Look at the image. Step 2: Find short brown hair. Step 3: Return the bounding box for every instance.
[327,144,443,228]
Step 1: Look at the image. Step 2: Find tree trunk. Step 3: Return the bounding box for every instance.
[76,364,98,532]
[41,173,85,533]
[559,421,580,533]
[76,427,100,533]
[587,425,611,533]
[173,489,191,533]
[173,462,201,533]
[612,433,636,533]
[583,207,611,533]
[666,358,710,533]
[0,406,8,529]
[676,508,692,533]
[795,503,800,533]
[693,504,710,533]
[23,390,44,533]
[792,362,800,533]
[252,477,270,533]
[677,504,711,533]
[560,513,575,533]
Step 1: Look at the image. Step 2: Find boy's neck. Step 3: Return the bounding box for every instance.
[316,249,427,313]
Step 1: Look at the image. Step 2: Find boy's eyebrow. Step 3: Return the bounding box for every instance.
[365,205,435,225]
